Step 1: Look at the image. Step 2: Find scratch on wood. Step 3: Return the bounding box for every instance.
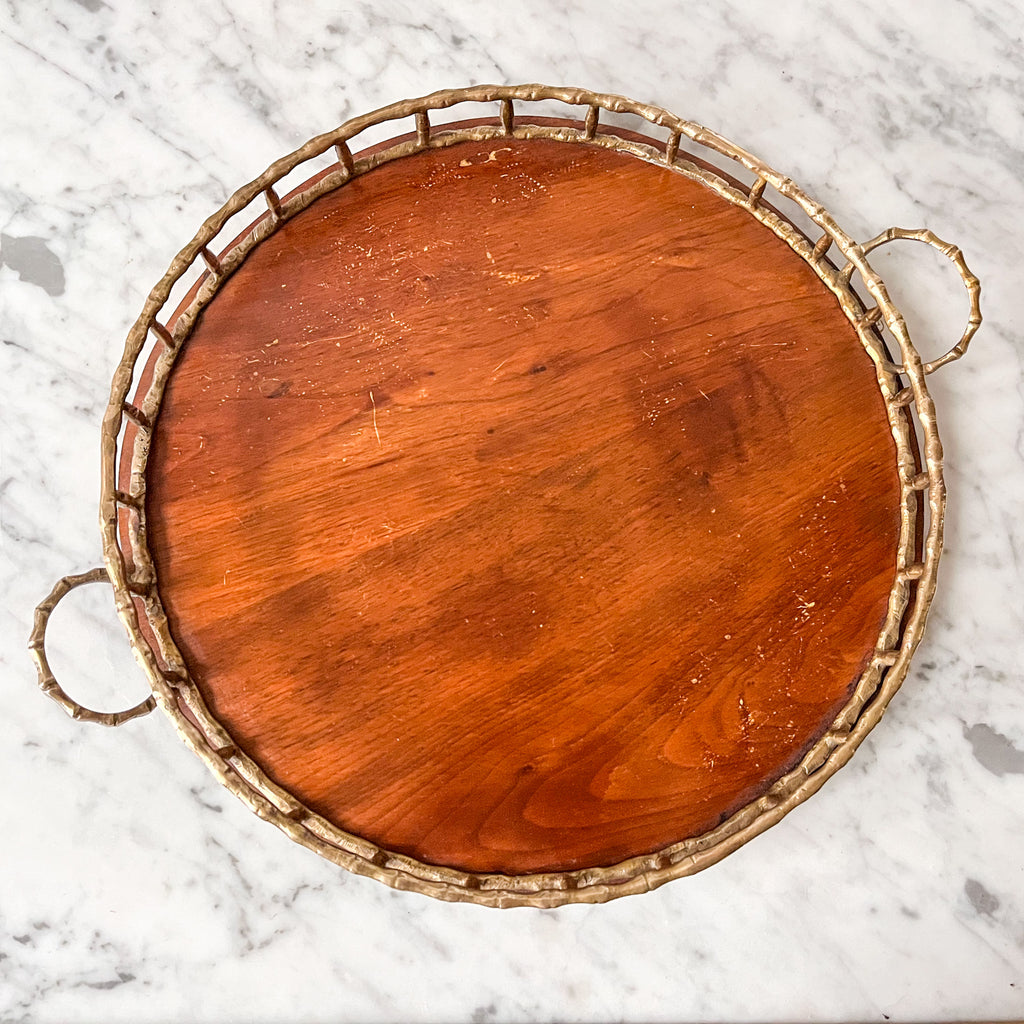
[369,390,382,446]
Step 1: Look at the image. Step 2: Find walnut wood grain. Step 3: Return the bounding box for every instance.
[146,135,902,874]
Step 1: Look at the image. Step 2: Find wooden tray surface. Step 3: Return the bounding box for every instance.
[145,133,901,875]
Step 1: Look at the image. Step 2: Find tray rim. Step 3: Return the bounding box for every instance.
[100,84,945,907]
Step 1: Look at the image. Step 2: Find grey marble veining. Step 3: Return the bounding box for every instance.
[2,1,1022,1021]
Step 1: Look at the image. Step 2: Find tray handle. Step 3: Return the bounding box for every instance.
[29,568,156,727]
[858,226,982,374]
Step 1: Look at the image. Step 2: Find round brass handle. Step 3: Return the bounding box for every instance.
[859,226,982,375]
[29,568,156,727]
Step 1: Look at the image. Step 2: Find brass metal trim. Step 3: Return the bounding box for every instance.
[854,226,982,375]
[29,567,157,727]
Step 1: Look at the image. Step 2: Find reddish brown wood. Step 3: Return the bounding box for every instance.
[146,135,902,874]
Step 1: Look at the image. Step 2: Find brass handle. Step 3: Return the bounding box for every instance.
[29,568,156,727]
[860,226,982,374]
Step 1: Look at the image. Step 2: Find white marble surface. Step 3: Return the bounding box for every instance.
[2,1,1022,1021]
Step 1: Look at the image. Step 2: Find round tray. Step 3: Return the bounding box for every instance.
[31,85,981,907]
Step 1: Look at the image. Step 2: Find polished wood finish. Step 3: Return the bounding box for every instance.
[146,135,902,874]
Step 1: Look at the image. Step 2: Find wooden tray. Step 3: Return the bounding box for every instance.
[31,86,981,907]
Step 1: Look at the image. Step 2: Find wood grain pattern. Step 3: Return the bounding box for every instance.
[146,135,902,874]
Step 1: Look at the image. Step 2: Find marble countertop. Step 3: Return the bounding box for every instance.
[2,1,1022,1021]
